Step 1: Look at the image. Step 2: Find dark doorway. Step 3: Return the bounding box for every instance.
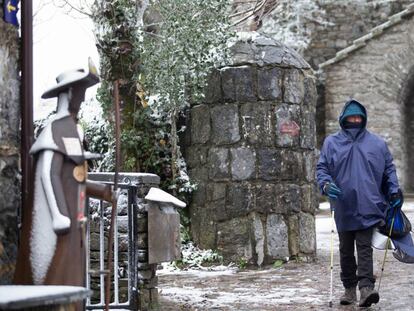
[402,66,414,192]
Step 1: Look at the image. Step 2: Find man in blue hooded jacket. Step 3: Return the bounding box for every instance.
[316,99,403,307]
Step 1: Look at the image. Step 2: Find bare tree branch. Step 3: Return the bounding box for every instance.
[52,0,92,18]
[231,0,267,28]
[231,0,279,30]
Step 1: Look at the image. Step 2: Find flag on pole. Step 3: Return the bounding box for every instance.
[3,0,19,27]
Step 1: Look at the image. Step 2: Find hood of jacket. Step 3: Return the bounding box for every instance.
[339,99,367,130]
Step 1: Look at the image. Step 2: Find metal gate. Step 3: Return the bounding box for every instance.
[85,181,138,310]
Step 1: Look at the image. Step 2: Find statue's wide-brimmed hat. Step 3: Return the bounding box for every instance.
[42,58,100,99]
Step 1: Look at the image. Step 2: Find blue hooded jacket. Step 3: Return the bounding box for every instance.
[316,99,400,232]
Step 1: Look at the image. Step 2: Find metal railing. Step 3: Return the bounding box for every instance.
[85,182,138,310]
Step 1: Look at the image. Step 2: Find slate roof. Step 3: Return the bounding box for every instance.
[318,3,414,70]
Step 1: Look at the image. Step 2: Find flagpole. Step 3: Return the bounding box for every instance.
[21,0,34,225]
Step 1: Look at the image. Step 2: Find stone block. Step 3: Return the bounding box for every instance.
[190,205,217,249]
[150,288,159,303]
[257,45,284,66]
[230,147,256,180]
[252,212,264,266]
[280,150,302,180]
[257,67,282,100]
[138,233,148,248]
[118,215,128,233]
[118,233,129,252]
[275,184,301,214]
[255,183,276,214]
[280,47,310,69]
[137,216,148,233]
[143,275,158,288]
[138,268,155,280]
[208,148,230,181]
[240,102,273,146]
[288,215,299,257]
[190,105,210,144]
[303,76,317,106]
[221,67,236,102]
[221,66,256,102]
[138,288,151,310]
[257,149,282,180]
[283,69,305,104]
[300,104,316,149]
[186,145,208,168]
[275,104,301,147]
[192,182,206,206]
[266,214,289,259]
[301,184,318,214]
[226,183,255,218]
[206,183,227,221]
[189,167,208,182]
[303,151,316,182]
[207,182,226,202]
[299,213,316,254]
[230,41,256,65]
[90,232,107,251]
[211,104,240,144]
[217,216,253,263]
[138,250,148,263]
[204,69,222,103]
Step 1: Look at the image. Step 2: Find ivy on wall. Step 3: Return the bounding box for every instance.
[89,0,232,199]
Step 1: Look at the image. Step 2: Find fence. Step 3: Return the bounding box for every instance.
[85,173,161,310]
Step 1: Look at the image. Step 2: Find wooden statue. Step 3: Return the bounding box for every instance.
[14,59,114,291]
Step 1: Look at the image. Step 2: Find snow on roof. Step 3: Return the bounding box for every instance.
[145,187,186,208]
[318,2,414,70]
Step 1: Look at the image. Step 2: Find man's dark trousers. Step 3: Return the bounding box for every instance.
[338,227,375,289]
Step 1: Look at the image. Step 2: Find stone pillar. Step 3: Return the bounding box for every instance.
[0,7,20,283]
[186,34,318,265]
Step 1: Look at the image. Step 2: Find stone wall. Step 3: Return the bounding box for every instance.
[0,6,20,284]
[260,0,413,69]
[322,13,414,191]
[186,34,318,265]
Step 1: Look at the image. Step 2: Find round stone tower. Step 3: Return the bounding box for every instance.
[186,33,318,265]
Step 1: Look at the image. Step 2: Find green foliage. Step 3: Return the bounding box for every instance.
[173,242,223,268]
[273,259,284,269]
[138,0,232,201]
[237,257,248,270]
[140,0,232,113]
[91,0,232,239]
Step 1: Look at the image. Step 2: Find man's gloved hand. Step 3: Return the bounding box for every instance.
[389,189,404,212]
[386,190,404,231]
[323,182,341,200]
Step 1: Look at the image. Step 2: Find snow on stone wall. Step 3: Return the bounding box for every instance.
[0,8,20,284]
[186,33,318,265]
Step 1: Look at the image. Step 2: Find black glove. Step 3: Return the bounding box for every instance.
[389,189,403,212]
[323,182,341,200]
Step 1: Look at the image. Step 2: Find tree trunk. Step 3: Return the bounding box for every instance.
[171,109,178,195]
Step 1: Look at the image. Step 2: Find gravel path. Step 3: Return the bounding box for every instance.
[157,202,414,310]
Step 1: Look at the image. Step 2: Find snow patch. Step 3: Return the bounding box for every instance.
[30,153,57,284]
[0,285,87,304]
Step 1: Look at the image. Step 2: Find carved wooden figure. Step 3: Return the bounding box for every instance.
[14,59,113,294]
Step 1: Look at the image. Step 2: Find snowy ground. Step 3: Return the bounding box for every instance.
[157,201,414,310]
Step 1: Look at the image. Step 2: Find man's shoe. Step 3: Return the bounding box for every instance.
[340,286,357,305]
[359,286,379,307]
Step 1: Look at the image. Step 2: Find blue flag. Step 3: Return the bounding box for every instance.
[3,0,19,27]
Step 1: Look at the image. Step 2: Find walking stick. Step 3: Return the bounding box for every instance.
[377,210,396,293]
[329,207,335,308]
